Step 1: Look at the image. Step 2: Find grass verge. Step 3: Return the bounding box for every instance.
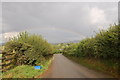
[64,55,119,78]
[2,57,53,78]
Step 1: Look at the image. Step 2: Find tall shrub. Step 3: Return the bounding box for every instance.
[5,32,53,65]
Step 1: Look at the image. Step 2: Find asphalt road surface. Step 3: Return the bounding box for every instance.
[43,54,113,78]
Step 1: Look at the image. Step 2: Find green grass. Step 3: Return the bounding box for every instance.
[2,57,53,78]
[0,46,4,50]
[65,55,119,78]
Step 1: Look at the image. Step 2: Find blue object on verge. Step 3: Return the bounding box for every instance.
[34,66,42,69]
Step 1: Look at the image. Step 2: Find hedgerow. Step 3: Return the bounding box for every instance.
[63,24,120,76]
[75,24,119,59]
[4,31,53,65]
[63,24,119,59]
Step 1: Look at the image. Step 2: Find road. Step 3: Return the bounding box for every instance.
[43,54,113,78]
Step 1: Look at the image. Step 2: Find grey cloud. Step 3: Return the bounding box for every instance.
[0,2,2,34]
[2,2,118,43]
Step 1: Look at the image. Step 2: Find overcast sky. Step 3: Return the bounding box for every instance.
[1,2,118,43]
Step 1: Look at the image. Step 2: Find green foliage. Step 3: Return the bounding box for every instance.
[63,24,120,77]
[53,43,68,54]
[74,24,119,59]
[94,25,119,59]
[75,38,96,57]
[63,43,79,56]
[52,44,61,54]
[4,31,53,65]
